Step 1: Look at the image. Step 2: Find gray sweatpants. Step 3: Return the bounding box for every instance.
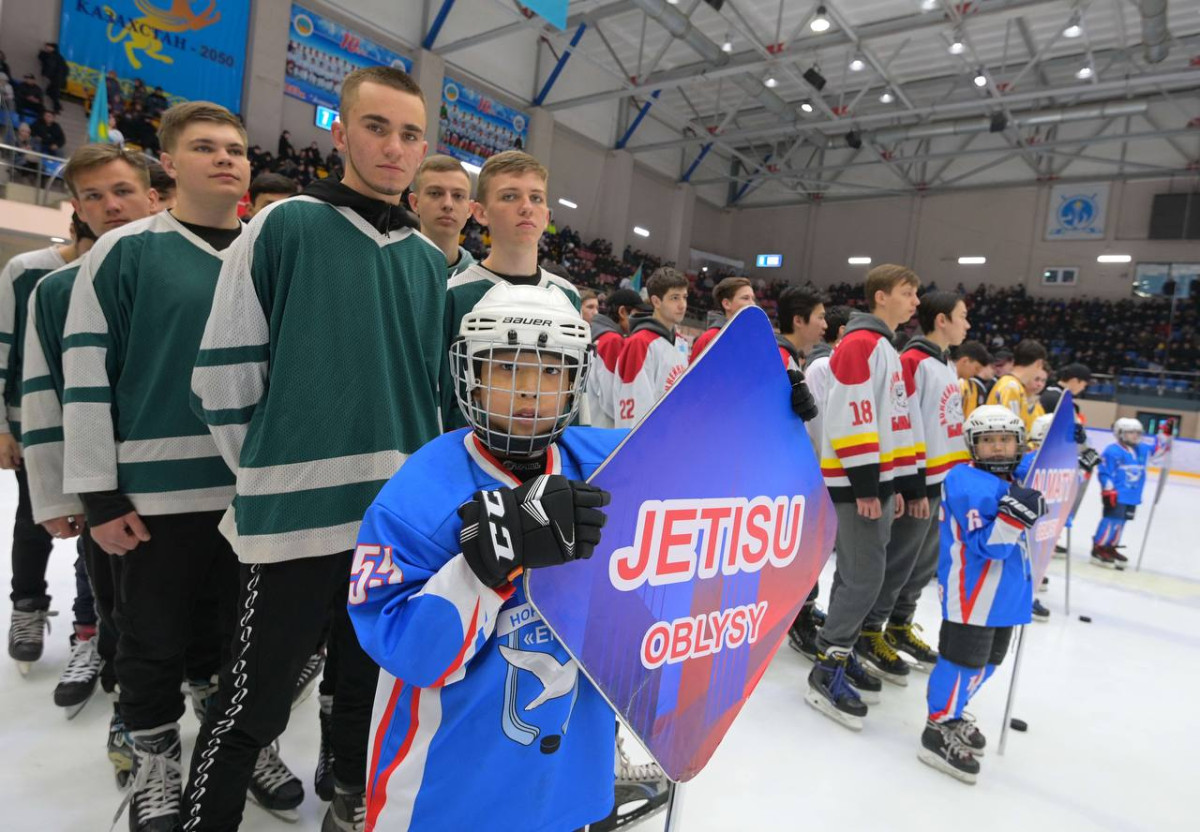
[865,495,941,629]
[819,497,896,651]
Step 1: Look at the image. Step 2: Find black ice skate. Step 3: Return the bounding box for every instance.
[786,611,819,661]
[954,711,987,757]
[188,676,218,725]
[590,735,670,831]
[247,741,304,823]
[1108,546,1129,571]
[918,719,980,785]
[322,782,365,832]
[108,701,134,790]
[1090,544,1117,569]
[8,599,56,675]
[114,722,183,832]
[54,624,102,718]
[1032,599,1051,622]
[855,628,910,685]
[842,649,882,704]
[805,649,868,730]
[293,650,325,709]
[885,621,938,671]
[315,695,335,802]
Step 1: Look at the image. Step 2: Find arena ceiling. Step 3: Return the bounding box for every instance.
[382,0,1200,206]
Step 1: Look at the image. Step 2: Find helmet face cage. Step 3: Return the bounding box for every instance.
[450,338,592,458]
[964,408,1026,476]
[1113,418,1143,447]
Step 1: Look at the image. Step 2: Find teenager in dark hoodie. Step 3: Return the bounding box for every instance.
[185,67,445,831]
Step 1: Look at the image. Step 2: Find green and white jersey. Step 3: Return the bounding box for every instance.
[192,196,447,564]
[0,245,67,439]
[441,263,581,430]
[448,245,475,279]
[22,261,83,523]
[62,212,237,516]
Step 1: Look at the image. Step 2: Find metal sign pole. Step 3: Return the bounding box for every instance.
[662,783,686,832]
[1064,528,1072,617]
[997,625,1028,757]
[1135,498,1160,572]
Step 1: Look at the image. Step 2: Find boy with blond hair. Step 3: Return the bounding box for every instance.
[408,153,476,277]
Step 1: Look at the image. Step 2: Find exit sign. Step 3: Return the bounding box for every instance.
[756,254,783,268]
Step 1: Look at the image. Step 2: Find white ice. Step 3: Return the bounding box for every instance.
[1,472,1196,831]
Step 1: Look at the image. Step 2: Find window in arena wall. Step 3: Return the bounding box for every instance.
[1042,266,1079,286]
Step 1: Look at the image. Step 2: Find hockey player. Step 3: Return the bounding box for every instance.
[586,288,648,429]
[349,283,640,831]
[185,68,448,832]
[919,405,1045,784]
[985,339,1047,435]
[579,289,600,324]
[796,303,851,456]
[689,276,756,364]
[612,267,689,428]
[406,154,475,277]
[953,340,993,420]
[808,265,922,729]
[1092,418,1158,570]
[243,173,298,220]
[862,292,972,679]
[442,151,579,430]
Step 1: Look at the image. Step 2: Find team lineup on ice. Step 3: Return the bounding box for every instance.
[0,41,1197,832]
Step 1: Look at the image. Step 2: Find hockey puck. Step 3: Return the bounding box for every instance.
[1009,718,1028,732]
[1079,615,1092,623]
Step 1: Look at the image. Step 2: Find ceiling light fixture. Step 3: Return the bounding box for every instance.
[1076,64,1094,79]
[1063,15,1083,39]
[810,6,831,33]
[848,256,872,265]
[973,68,988,87]
[801,102,814,113]
[558,198,577,209]
[849,54,865,72]
[721,37,733,53]
[949,36,965,55]
[921,0,939,10]
[633,226,650,238]
[764,76,778,88]
[958,256,987,265]
[879,89,894,103]
[1097,254,1132,263]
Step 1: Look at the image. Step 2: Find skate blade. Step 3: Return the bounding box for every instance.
[862,659,908,686]
[292,671,321,711]
[589,791,668,832]
[15,661,31,676]
[917,748,978,785]
[905,659,936,675]
[804,689,864,731]
[1090,558,1116,569]
[62,700,88,720]
[1032,616,1049,623]
[847,685,880,705]
[115,769,131,790]
[786,640,817,663]
[247,789,302,823]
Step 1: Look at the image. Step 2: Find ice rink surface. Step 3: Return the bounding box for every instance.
[1,471,1195,831]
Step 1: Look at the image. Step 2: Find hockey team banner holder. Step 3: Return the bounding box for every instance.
[526,306,838,826]
[998,392,1080,756]
[1136,422,1175,572]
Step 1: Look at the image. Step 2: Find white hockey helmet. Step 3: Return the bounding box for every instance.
[1028,413,1054,448]
[1112,417,1143,446]
[450,282,592,457]
[963,405,1026,475]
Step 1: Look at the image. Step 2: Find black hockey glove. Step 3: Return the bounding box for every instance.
[788,369,819,423]
[998,484,1046,530]
[458,475,611,589]
[1078,447,1100,473]
[1073,423,1088,445]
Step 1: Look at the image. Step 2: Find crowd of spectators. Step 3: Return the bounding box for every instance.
[245,130,344,188]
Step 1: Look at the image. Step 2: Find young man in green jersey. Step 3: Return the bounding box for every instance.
[441,150,580,429]
[60,103,305,831]
[186,66,447,831]
[407,153,475,277]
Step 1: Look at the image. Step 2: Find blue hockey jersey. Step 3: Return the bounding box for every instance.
[349,427,623,832]
[938,464,1034,628]
[1097,440,1154,507]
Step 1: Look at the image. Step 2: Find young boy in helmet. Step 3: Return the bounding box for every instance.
[347,282,627,831]
[1091,418,1158,570]
[919,405,1046,785]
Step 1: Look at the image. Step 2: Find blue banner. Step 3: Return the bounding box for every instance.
[1022,390,1081,586]
[438,79,530,169]
[285,4,413,111]
[60,1,250,111]
[526,307,838,782]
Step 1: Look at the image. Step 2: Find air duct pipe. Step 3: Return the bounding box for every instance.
[1141,0,1170,64]
[868,100,1149,144]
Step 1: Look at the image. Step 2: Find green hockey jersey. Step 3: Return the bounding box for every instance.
[22,262,83,523]
[0,245,67,439]
[62,212,237,516]
[192,195,447,564]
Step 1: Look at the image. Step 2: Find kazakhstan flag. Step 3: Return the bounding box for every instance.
[88,68,110,144]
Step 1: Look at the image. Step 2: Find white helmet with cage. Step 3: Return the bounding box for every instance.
[450,282,592,457]
[1112,417,1144,446]
[963,405,1026,475]
[1028,413,1054,448]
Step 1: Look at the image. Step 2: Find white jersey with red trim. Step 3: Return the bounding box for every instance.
[901,337,969,496]
[348,427,621,832]
[611,318,686,428]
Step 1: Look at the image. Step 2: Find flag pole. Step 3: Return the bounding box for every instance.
[997,625,1028,756]
[662,783,686,832]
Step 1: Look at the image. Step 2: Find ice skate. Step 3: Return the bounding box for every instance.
[954,711,986,757]
[918,719,980,784]
[1091,544,1117,569]
[187,676,218,725]
[842,649,882,704]
[1032,599,1051,622]
[108,700,134,790]
[1108,546,1129,571]
[321,782,365,832]
[293,650,325,709]
[589,735,670,831]
[786,611,819,661]
[805,649,867,730]
[314,695,335,802]
[885,621,938,671]
[855,628,910,685]
[54,624,102,718]
[247,741,304,823]
[1039,576,1050,594]
[8,600,56,675]
[113,722,183,831]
